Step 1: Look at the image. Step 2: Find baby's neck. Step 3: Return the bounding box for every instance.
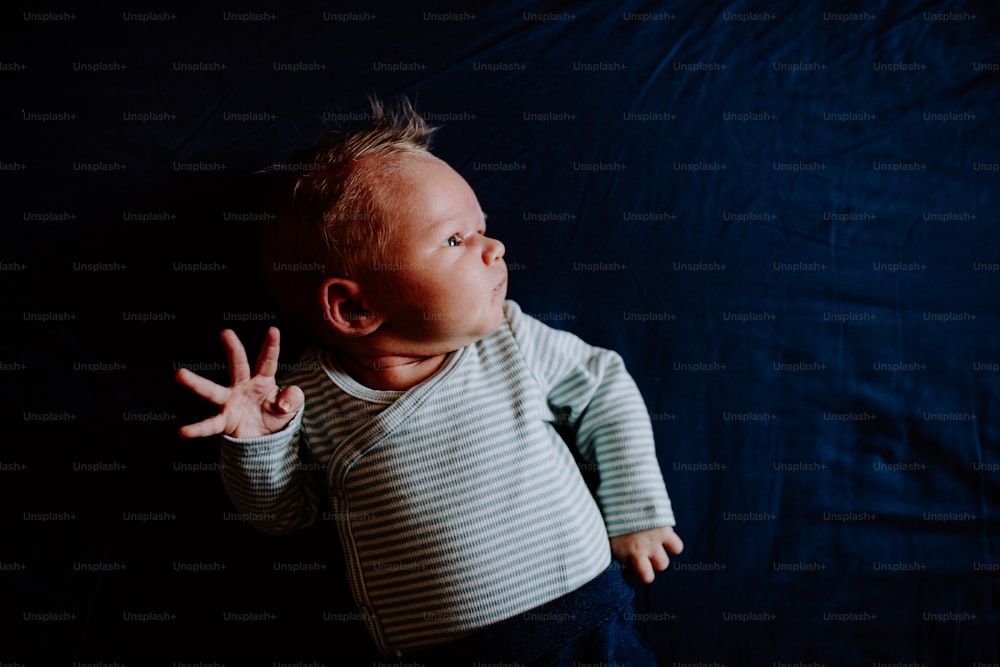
[335,352,449,391]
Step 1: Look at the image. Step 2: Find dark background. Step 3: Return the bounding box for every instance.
[4,1,999,665]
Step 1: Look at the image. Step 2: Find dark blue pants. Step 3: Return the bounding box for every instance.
[409,562,658,666]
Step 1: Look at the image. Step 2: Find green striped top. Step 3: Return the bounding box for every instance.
[221,300,675,656]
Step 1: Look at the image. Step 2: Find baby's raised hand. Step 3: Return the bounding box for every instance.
[610,526,684,584]
[175,327,303,439]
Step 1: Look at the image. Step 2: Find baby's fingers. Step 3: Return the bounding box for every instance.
[663,529,685,556]
[259,385,303,431]
[175,368,230,404]
[177,412,228,439]
[254,327,282,378]
[221,329,253,385]
[630,555,657,584]
[274,384,304,414]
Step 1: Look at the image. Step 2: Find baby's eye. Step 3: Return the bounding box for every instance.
[446,234,463,247]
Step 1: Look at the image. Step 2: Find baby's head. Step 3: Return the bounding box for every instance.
[262,100,508,359]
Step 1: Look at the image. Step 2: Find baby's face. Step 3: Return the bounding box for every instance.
[365,153,508,354]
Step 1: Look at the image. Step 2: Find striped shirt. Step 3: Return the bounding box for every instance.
[220,300,675,656]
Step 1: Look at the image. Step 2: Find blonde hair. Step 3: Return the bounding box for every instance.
[260,98,437,337]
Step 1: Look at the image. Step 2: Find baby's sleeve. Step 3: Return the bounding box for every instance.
[220,409,324,535]
[504,301,676,536]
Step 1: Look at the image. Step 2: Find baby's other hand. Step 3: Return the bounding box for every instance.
[610,526,684,584]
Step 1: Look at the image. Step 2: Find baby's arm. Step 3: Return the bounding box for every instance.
[506,303,682,581]
[218,411,323,535]
[177,327,320,534]
[566,353,683,582]
[567,358,683,582]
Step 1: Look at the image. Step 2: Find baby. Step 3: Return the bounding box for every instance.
[176,100,683,665]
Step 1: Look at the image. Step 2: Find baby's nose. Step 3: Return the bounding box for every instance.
[484,236,505,263]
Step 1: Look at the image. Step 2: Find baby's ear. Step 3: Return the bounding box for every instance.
[319,278,383,337]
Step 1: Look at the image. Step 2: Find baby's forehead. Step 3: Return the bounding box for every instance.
[354,152,438,203]
[340,150,479,236]
[362,152,471,212]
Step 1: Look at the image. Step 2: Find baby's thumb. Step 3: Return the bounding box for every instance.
[275,384,305,415]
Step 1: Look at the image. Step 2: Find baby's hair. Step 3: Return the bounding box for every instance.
[260,97,437,337]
